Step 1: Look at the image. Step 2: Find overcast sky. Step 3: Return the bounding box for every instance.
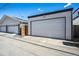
[0,3,79,20]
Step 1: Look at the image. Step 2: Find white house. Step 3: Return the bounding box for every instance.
[0,15,28,34]
[28,8,73,40]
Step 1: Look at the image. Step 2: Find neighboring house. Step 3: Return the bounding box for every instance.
[73,8,79,19]
[28,8,73,40]
[73,8,79,25]
[73,8,79,38]
[0,15,28,34]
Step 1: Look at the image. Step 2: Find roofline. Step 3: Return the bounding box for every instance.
[73,8,79,14]
[28,8,73,18]
[73,15,79,20]
[0,15,28,25]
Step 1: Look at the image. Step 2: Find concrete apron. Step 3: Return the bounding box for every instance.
[22,36,79,55]
[9,36,78,56]
[23,36,79,47]
[0,32,79,55]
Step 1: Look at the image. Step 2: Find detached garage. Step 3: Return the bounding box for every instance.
[28,8,73,40]
[0,15,28,34]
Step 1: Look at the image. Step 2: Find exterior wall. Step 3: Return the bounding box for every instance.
[0,26,6,32]
[73,17,79,25]
[28,11,72,40]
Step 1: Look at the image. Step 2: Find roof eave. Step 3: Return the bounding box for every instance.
[28,8,73,18]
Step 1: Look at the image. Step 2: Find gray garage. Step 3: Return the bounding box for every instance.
[0,15,28,34]
[28,8,73,40]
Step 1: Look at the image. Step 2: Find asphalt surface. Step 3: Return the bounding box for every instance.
[0,34,79,56]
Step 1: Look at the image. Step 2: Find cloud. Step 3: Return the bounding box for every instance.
[64,3,72,8]
[37,8,42,11]
[37,8,41,11]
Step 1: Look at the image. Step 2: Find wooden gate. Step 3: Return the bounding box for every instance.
[20,24,28,36]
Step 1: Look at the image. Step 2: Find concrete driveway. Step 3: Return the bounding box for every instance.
[0,32,79,56]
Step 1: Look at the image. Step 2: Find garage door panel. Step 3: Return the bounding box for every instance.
[31,18,65,39]
[8,26,18,34]
[0,26,6,32]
